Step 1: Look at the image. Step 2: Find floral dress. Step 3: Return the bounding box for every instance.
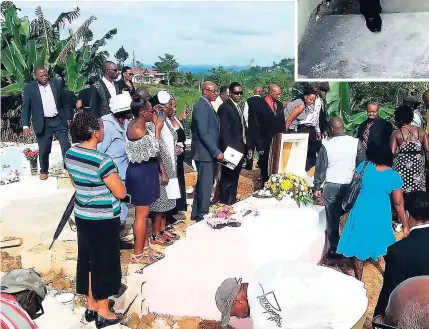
[394,128,426,193]
[146,122,178,212]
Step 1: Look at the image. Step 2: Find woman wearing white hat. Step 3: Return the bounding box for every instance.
[97,93,134,248]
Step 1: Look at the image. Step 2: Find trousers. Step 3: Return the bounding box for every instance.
[35,116,70,174]
[219,163,242,205]
[323,183,349,251]
[191,161,216,221]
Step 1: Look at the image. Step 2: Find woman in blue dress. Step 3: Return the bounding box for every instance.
[337,143,410,280]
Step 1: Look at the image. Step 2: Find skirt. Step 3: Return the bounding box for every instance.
[75,217,121,300]
[126,160,160,206]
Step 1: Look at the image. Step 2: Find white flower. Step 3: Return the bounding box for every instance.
[272,176,278,182]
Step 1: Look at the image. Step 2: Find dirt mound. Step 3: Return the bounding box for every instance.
[1,251,22,272]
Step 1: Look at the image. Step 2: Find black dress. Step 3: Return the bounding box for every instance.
[166,119,187,224]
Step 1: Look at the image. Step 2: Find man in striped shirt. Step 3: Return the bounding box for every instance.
[1,269,47,329]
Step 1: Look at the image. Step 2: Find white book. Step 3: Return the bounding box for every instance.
[220,146,244,170]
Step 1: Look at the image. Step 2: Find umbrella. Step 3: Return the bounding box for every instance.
[49,192,76,250]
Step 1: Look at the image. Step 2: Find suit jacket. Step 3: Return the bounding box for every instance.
[90,79,121,118]
[247,96,285,152]
[21,79,71,134]
[190,97,221,162]
[357,118,393,151]
[117,79,135,96]
[218,98,249,155]
[374,227,429,316]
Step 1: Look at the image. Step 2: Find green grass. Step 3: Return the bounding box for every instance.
[135,84,200,116]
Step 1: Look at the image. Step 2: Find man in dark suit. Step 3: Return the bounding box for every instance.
[190,81,224,221]
[21,66,72,180]
[90,61,121,118]
[374,191,429,317]
[248,84,285,185]
[217,82,251,205]
[356,103,393,155]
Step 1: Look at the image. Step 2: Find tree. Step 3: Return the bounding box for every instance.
[153,53,179,86]
[1,2,117,141]
[184,71,197,93]
[136,60,144,69]
[114,45,128,69]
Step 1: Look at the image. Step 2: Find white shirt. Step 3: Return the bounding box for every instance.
[247,260,367,329]
[39,83,58,117]
[243,95,261,127]
[211,96,223,112]
[102,77,117,98]
[410,223,429,232]
[23,82,58,129]
[299,97,322,132]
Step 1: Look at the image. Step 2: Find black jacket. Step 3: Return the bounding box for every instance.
[117,79,135,96]
[21,79,71,134]
[247,96,285,152]
[357,118,393,151]
[217,98,249,154]
[90,79,121,118]
[374,227,429,316]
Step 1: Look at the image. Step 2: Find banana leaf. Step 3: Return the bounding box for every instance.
[1,81,25,96]
[325,82,351,118]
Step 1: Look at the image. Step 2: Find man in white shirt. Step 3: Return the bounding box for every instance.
[21,67,72,180]
[211,85,230,112]
[313,117,366,259]
[215,260,368,329]
[90,61,120,118]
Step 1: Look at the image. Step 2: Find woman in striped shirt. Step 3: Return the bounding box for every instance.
[65,112,126,328]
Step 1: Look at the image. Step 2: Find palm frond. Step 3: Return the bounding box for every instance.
[52,7,80,29]
[82,29,93,44]
[90,28,117,54]
[55,15,96,65]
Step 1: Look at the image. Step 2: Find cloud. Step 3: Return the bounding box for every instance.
[16,1,295,66]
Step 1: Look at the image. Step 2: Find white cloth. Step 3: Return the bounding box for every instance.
[243,95,261,127]
[39,83,58,117]
[323,135,359,185]
[109,93,132,113]
[247,260,367,329]
[102,77,117,98]
[411,110,423,128]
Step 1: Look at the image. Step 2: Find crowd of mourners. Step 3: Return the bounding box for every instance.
[1,60,429,329]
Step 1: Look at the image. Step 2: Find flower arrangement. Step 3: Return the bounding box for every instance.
[204,203,241,229]
[255,173,313,207]
[23,148,40,161]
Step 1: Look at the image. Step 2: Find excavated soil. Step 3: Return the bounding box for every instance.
[1,251,22,272]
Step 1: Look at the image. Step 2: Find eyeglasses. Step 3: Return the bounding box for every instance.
[107,69,118,72]
[204,88,218,94]
[232,91,243,95]
[125,72,134,76]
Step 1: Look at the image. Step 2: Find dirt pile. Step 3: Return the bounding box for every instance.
[1,251,22,272]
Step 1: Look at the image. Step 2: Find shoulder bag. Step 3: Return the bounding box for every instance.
[342,161,369,212]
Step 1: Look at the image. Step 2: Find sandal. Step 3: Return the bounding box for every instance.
[131,253,157,265]
[144,246,164,260]
[150,233,173,246]
[162,229,180,241]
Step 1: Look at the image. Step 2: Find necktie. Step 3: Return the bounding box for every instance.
[362,121,374,150]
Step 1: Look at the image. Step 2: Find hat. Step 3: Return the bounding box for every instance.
[150,90,171,107]
[109,93,132,114]
[403,95,421,106]
[215,278,242,327]
[1,268,47,300]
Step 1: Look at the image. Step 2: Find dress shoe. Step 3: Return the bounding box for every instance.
[364,14,382,33]
[95,313,123,329]
[120,241,134,250]
[39,173,48,180]
[326,249,342,260]
[84,309,98,322]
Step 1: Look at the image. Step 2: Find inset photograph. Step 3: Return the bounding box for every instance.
[297,0,429,80]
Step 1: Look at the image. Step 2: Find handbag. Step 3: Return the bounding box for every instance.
[342,161,369,212]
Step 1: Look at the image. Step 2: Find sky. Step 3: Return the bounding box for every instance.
[15,0,295,67]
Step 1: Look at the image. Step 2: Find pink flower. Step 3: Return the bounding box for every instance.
[225,212,232,218]
[217,212,226,219]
